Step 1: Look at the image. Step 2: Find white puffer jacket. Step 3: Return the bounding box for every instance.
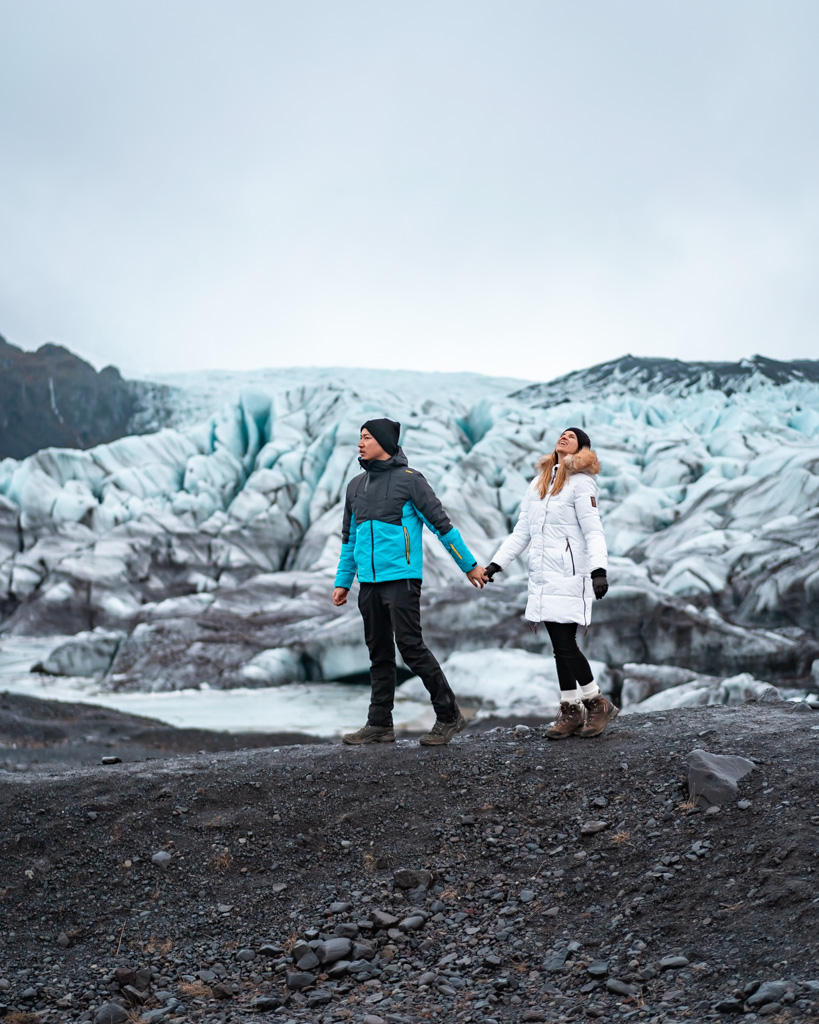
[491,449,608,625]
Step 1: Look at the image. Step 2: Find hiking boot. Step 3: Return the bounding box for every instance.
[342,723,396,745]
[579,696,619,737]
[545,701,585,740]
[419,711,467,746]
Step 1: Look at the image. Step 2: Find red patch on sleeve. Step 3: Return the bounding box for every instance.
[590,496,597,507]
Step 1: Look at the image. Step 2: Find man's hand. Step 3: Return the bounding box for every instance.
[467,566,488,589]
[332,587,349,606]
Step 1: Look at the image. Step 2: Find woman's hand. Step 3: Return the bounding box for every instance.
[484,562,502,582]
[591,569,608,599]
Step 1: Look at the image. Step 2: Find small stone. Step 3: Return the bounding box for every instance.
[362,1016,386,1024]
[519,889,535,903]
[399,914,426,931]
[296,951,320,971]
[122,986,147,1005]
[317,937,353,963]
[94,1004,129,1024]
[334,922,359,938]
[101,756,122,765]
[660,956,690,970]
[393,868,433,890]
[543,907,559,917]
[56,932,70,948]
[371,910,399,928]
[606,978,640,997]
[747,981,789,1008]
[151,851,172,869]
[484,954,502,968]
[236,948,255,961]
[737,799,752,810]
[522,1012,548,1022]
[211,982,233,999]
[587,961,609,978]
[286,970,316,990]
[217,903,233,913]
[307,989,332,1006]
[418,971,437,985]
[329,901,352,913]
[580,820,609,835]
[714,998,745,1013]
[250,996,283,1010]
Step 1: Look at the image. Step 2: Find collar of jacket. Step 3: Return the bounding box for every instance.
[540,448,601,476]
[359,447,409,472]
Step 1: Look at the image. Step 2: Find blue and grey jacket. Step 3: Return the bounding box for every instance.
[334,447,477,587]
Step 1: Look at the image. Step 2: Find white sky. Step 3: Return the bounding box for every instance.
[1,1,817,382]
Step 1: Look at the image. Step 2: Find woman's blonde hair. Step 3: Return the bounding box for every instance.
[536,452,570,498]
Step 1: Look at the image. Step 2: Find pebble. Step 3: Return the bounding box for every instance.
[660,956,690,970]
[317,937,353,962]
[286,970,316,990]
[606,978,640,997]
[399,914,426,931]
[94,1004,129,1024]
[151,851,172,869]
[393,868,433,889]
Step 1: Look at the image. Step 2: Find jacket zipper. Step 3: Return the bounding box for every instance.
[370,520,376,580]
[566,538,576,574]
[403,526,411,564]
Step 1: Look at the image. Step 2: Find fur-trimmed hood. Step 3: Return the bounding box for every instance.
[536,448,601,476]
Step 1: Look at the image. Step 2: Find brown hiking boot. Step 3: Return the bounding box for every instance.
[419,711,467,746]
[342,723,396,745]
[579,696,619,737]
[545,701,585,740]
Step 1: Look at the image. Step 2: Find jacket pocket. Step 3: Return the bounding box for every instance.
[564,538,576,576]
[403,526,411,564]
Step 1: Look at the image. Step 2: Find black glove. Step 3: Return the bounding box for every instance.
[591,568,608,599]
[485,562,503,582]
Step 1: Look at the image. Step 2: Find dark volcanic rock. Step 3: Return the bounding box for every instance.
[0,334,173,459]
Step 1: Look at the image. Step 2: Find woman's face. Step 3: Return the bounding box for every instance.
[555,430,579,457]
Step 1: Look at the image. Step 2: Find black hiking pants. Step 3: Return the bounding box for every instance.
[358,579,459,727]
[544,621,594,694]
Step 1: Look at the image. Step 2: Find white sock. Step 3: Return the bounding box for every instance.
[580,681,601,700]
[559,689,582,704]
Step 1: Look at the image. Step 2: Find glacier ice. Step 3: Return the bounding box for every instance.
[0,358,817,706]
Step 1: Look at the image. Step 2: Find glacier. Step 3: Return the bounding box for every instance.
[1,356,818,730]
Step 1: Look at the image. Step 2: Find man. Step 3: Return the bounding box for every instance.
[333,418,486,746]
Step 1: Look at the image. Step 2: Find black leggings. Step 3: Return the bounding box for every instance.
[544,621,594,694]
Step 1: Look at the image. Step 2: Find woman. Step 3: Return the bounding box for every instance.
[485,427,618,738]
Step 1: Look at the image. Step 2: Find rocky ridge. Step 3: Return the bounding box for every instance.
[0,701,817,1023]
[0,334,177,460]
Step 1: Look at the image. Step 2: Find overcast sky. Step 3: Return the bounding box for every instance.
[1,1,817,382]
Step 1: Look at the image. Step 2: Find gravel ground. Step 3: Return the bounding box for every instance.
[0,700,817,1024]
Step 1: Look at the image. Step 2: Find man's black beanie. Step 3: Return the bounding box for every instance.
[566,426,591,450]
[361,418,401,456]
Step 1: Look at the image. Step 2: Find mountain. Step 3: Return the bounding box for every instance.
[0,334,178,459]
[0,354,818,705]
[513,353,819,402]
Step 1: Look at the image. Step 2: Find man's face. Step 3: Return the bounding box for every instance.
[359,429,389,461]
